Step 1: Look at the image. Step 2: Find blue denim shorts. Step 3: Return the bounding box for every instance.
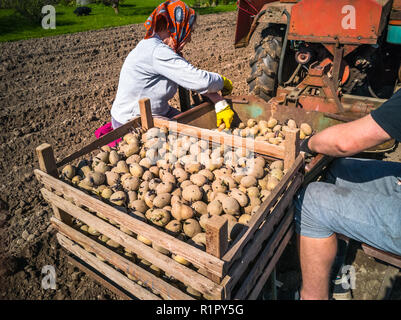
[294,158,401,255]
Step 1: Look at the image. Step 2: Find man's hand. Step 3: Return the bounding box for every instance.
[215,100,234,129]
[221,75,233,96]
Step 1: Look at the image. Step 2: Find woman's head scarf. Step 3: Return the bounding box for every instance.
[144,1,196,52]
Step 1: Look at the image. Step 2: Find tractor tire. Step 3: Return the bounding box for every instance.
[247,34,283,102]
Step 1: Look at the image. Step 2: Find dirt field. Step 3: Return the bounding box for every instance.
[0,11,400,300]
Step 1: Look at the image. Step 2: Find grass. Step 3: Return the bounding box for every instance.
[0,1,237,42]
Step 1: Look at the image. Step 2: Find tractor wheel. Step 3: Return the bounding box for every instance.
[247,33,283,102]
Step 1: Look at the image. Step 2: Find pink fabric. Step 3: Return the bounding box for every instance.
[95,122,122,148]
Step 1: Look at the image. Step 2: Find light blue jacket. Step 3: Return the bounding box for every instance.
[111,35,223,124]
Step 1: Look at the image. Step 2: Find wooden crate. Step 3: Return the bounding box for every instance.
[34,98,304,300]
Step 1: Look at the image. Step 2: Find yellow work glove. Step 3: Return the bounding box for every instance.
[221,75,233,96]
[215,100,234,129]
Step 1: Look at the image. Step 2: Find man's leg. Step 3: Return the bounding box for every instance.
[298,234,337,300]
[294,177,401,300]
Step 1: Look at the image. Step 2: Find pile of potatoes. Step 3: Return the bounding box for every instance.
[216,117,313,146]
[60,126,287,297]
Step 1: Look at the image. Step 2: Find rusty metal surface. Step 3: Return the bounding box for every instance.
[288,0,391,45]
[174,95,395,153]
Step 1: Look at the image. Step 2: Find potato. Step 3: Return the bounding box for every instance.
[199,214,211,229]
[212,178,227,193]
[108,150,120,166]
[247,186,260,198]
[101,187,113,199]
[190,173,208,187]
[139,158,152,169]
[247,164,265,179]
[165,220,182,234]
[110,191,127,206]
[222,198,240,215]
[300,123,312,135]
[160,172,176,185]
[192,201,208,216]
[137,234,152,246]
[171,201,194,221]
[106,239,121,249]
[247,118,257,128]
[152,243,170,255]
[87,226,100,236]
[267,176,280,191]
[122,176,140,191]
[156,181,174,194]
[71,175,81,185]
[185,162,202,174]
[214,192,229,204]
[180,180,193,189]
[120,172,132,182]
[143,190,156,208]
[183,219,201,237]
[142,170,154,181]
[240,176,257,188]
[148,178,162,191]
[182,185,203,202]
[238,214,252,225]
[145,208,171,227]
[270,160,284,171]
[78,179,93,191]
[115,160,129,174]
[148,166,160,178]
[287,119,297,129]
[207,200,223,216]
[153,193,171,208]
[172,254,190,266]
[229,189,249,207]
[128,199,146,213]
[173,168,188,183]
[120,142,140,157]
[270,168,283,181]
[61,165,76,179]
[192,232,206,246]
[267,117,278,128]
[87,171,105,186]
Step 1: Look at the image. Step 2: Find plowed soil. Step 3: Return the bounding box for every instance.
[0,11,400,300]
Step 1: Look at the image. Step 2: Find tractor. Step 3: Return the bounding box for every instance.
[235,0,401,114]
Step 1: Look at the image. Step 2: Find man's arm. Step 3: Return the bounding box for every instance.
[308,114,391,157]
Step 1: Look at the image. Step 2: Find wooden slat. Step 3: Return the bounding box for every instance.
[247,225,294,300]
[283,128,300,171]
[41,188,223,298]
[153,118,286,159]
[67,255,135,300]
[233,207,295,300]
[222,155,303,266]
[139,98,154,130]
[222,175,302,299]
[56,117,141,168]
[52,217,194,300]
[361,244,401,269]
[205,215,228,284]
[34,169,225,278]
[36,143,58,177]
[36,143,72,225]
[57,233,161,300]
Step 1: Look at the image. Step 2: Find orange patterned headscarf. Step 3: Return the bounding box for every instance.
[144,1,196,53]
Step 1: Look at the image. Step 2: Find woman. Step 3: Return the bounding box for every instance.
[110,0,234,130]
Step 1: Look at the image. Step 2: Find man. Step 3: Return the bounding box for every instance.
[295,89,401,300]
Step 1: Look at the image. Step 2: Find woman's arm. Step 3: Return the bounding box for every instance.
[308,114,391,157]
[153,44,223,94]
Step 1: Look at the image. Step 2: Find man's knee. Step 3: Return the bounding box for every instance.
[294,182,335,239]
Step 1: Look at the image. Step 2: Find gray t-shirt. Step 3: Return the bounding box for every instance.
[111,35,223,124]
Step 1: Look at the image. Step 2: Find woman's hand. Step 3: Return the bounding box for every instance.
[220,75,233,96]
